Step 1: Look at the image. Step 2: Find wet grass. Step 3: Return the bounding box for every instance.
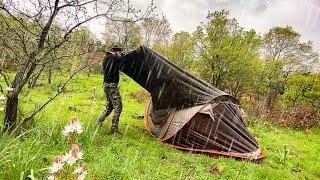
[0,74,319,179]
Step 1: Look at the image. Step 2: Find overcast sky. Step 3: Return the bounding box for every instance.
[89,0,320,52]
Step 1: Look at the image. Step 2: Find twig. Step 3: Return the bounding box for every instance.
[0,84,4,94]
[0,6,38,37]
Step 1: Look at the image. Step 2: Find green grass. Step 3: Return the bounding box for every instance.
[0,74,319,179]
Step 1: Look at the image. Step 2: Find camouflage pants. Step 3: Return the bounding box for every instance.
[98,83,122,127]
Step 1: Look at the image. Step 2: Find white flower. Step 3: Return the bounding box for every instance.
[6,87,14,92]
[62,125,74,136]
[62,117,83,136]
[49,156,64,174]
[76,151,83,160]
[49,163,63,174]
[77,173,87,180]
[62,144,83,165]
[73,163,89,180]
[62,152,77,165]
[48,175,55,180]
[74,167,83,174]
[72,119,83,134]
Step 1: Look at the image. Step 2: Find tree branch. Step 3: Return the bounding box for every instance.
[0,5,38,37]
[0,84,4,94]
[18,65,88,126]
[58,0,96,10]
[38,0,60,50]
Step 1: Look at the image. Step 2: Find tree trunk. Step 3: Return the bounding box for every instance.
[232,81,240,98]
[263,91,272,111]
[3,56,37,132]
[211,73,221,88]
[263,89,277,112]
[87,62,91,78]
[3,94,19,132]
[211,73,215,86]
[215,72,221,88]
[48,68,52,85]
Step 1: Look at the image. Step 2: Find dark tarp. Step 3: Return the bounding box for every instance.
[121,46,264,160]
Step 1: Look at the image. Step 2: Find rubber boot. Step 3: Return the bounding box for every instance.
[111,125,121,134]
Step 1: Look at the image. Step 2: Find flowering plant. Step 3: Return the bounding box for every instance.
[46,116,88,180]
[62,116,83,135]
[62,116,83,144]
[62,144,84,165]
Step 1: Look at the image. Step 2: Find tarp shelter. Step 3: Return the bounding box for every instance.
[121,46,264,160]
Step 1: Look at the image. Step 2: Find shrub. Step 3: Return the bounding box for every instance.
[270,104,320,128]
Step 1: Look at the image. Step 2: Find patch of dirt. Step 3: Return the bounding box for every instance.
[291,167,303,173]
[205,165,223,175]
[68,106,80,112]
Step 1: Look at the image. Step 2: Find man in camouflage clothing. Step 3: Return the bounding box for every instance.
[97,45,123,134]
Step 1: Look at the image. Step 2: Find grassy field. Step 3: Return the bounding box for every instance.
[0,74,319,179]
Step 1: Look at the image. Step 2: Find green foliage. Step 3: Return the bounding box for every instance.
[284,74,320,107]
[195,10,263,97]
[169,32,195,70]
[260,26,319,109]
[154,31,196,71]
[263,60,287,93]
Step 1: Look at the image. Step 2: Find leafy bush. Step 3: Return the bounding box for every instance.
[269,74,320,128]
[284,74,320,109]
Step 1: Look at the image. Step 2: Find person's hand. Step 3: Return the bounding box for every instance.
[135,46,141,53]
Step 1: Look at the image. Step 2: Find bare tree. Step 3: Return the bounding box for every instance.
[263,26,318,77]
[0,0,155,133]
[141,15,171,47]
[103,14,171,52]
[103,18,142,51]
